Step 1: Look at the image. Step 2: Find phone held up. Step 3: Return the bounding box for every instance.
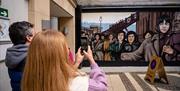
[81,37,88,54]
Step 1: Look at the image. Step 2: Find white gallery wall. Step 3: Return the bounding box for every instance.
[0,0,28,61]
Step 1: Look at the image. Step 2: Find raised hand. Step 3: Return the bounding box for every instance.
[83,45,96,64]
[75,47,84,68]
[163,45,174,54]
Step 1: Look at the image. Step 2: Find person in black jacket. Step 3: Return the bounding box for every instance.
[113,31,126,61]
[124,31,141,52]
[5,21,35,91]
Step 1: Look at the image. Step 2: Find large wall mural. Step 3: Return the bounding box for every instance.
[80,11,180,65]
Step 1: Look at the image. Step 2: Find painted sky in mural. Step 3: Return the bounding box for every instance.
[82,12,136,32]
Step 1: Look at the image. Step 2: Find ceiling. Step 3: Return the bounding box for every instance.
[50,0,72,17]
[76,0,180,8]
[50,0,180,17]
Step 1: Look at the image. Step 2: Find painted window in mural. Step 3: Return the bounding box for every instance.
[81,11,180,62]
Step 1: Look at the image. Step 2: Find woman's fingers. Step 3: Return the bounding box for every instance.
[78,47,81,53]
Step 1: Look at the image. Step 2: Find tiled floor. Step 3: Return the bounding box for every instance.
[106,72,180,91]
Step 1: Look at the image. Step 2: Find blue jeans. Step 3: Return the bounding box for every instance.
[8,69,22,91]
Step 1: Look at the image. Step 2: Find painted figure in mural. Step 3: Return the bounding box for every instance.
[173,12,180,32]
[143,31,154,39]
[112,31,126,61]
[121,14,180,62]
[171,12,180,61]
[92,33,104,60]
[103,33,115,61]
[124,31,141,52]
[101,34,105,42]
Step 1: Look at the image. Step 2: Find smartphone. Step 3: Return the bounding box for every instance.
[81,37,88,54]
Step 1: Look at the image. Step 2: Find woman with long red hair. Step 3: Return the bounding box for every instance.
[21,30,107,91]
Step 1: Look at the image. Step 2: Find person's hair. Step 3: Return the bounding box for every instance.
[117,30,126,41]
[108,33,114,37]
[21,30,77,91]
[127,31,138,43]
[157,14,172,32]
[94,33,101,39]
[9,21,34,45]
[143,31,154,38]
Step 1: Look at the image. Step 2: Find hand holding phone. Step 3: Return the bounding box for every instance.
[81,37,88,54]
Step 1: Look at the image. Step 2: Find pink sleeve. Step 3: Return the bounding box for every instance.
[69,50,74,64]
[88,63,107,91]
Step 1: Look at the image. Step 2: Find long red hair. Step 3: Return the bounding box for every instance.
[21,30,77,91]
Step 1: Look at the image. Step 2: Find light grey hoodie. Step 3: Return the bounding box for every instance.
[5,44,28,69]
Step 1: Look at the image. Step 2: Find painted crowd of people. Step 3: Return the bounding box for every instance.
[81,14,180,62]
[82,30,143,61]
